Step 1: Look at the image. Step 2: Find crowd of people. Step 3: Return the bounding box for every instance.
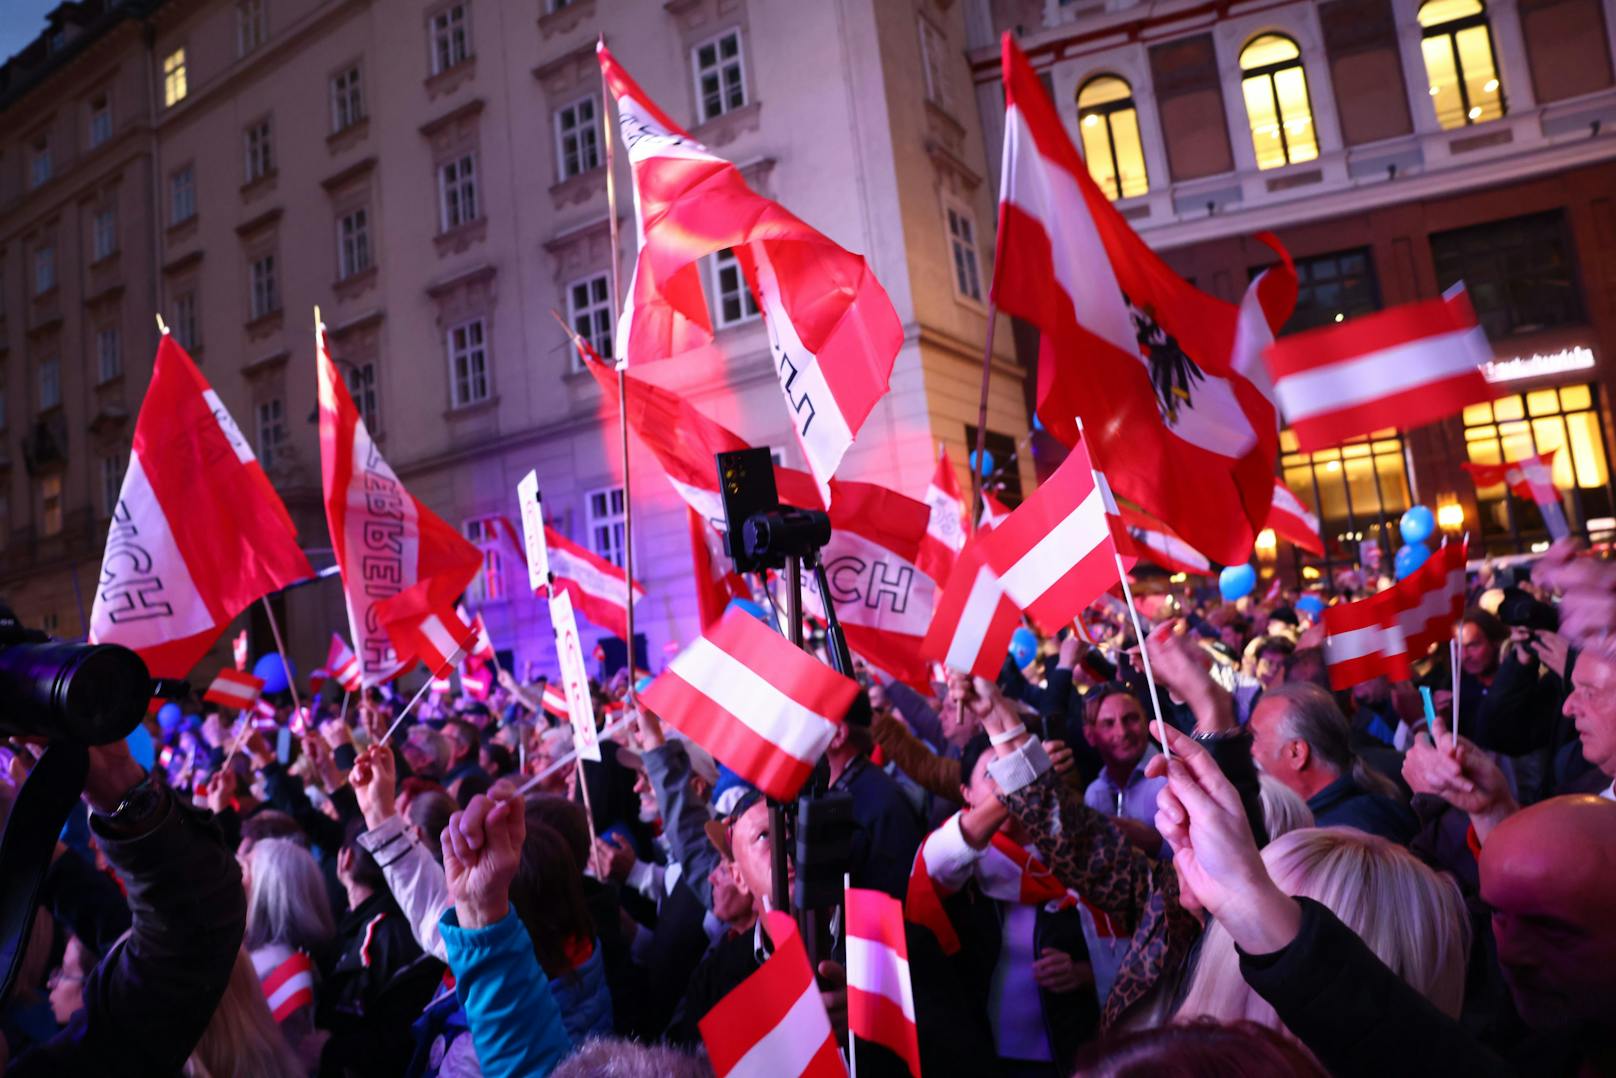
[2,537,1615,1076]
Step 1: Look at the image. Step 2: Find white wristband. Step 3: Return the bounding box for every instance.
[988,723,1027,746]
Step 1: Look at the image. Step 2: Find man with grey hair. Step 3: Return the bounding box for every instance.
[1248,681,1416,842]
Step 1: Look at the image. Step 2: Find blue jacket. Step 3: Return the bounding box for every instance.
[438,908,572,1078]
[549,944,614,1043]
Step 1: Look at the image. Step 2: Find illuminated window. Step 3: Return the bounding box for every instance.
[162,49,187,108]
[1418,0,1504,130]
[1239,34,1317,170]
[1077,75,1148,199]
[1280,427,1409,575]
[1463,386,1614,549]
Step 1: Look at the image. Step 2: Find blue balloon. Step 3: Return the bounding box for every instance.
[1031,414,1044,432]
[969,449,995,477]
[1394,543,1431,580]
[156,701,184,734]
[1218,563,1257,602]
[1008,626,1038,668]
[1295,594,1326,620]
[726,598,774,630]
[252,652,293,696]
[1399,505,1436,545]
[634,675,655,696]
[126,723,155,771]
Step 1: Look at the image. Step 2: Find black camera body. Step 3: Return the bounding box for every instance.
[0,607,152,746]
[716,448,831,573]
[1496,586,1559,634]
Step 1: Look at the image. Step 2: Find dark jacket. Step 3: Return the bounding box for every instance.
[39,845,131,958]
[13,791,245,1077]
[317,890,442,1078]
[833,755,925,899]
[1240,897,1512,1078]
[1307,774,1417,843]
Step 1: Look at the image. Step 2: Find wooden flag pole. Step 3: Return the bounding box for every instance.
[599,36,638,701]
[970,305,1000,529]
[260,596,304,720]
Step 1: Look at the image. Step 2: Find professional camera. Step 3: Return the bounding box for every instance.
[0,606,152,745]
[1496,586,1559,634]
[716,448,831,573]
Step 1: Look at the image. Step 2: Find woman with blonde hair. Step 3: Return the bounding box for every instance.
[1175,827,1470,1031]
[185,949,303,1078]
[1256,772,1314,842]
[244,837,336,1062]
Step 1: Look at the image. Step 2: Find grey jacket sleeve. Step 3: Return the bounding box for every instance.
[358,814,451,962]
[643,740,720,909]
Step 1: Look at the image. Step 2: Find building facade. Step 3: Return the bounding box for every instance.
[970,0,1616,581]
[0,0,1030,682]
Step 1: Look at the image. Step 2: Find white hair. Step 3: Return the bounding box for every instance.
[1175,828,1469,1032]
[245,838,335,954]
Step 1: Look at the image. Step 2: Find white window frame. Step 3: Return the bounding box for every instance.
[943,197,984,304]
[447,318,491,407]
[33,246,55,295]
[96,326,121,383]
[438,153,479,232]
[88,96,112,147]
[565,272,613,368]
[249,254,278,320]
[917,17,956,114]
[99,452,125,519]
[710,248,760,328]
[256,398,286,467]
[162,49,187,108]
[691,28,747,124]
[585,484,628,568]
[91,208,117,262]
[29,139,51,189]
[244,119,274,182]
[173,290,199,351]
[554,94,600,181]
[337,208,372,279]
[464,516,507,603]
[331,64,365,132]
[170,165,196,224]
[429,4,471,76]
[236,0,266,56]
[38,356,61,410]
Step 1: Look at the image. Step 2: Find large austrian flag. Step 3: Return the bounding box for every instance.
[992,33,1295,567]
[981,437,1131,630]
[89,333,312,678]
[1266,288,1492,453]
[699,911,847,1078]
[317,321,481,684]
[598,42,901,498]
[643,607,858,803]
[1323,540,1468,689]
[1120,505,1211,577]
[544,525,645,641]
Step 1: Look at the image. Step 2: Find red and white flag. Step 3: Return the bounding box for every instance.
[1120,505,1211,577]
[919,536,1021,680]
[262,951,315,1023]
[1462,449,1569,540]
[1266,288,1492,452]
[461,662,493,700]
[917,449,967,583]
[326,634,362,693]
[318,320,481,684]
[642,607,857,802]
[1268,479,1325,556]
[387,603,476,676]
[699,910,847,1078]
[979,491,1012,532]
[845,888,921,1078]
[992,33,1295,568]
[233,630,250,672]
[599,42,901,498]
[542,683,570,721]
[204,669,265,710]
[1323,540,1468,689]
[981,437,1132,630]
[88,333,312,678]
[466,611,497,664]
[690,506,751,629]
[545,525,646,641]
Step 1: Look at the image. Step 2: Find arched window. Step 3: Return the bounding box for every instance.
[1239,34,1318,170]
[1418,0,1504,129]
[1077,75,1148,200]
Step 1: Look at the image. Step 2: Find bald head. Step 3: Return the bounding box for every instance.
[1480,795,1616,1036]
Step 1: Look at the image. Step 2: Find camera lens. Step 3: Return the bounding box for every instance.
[0,642,150,745]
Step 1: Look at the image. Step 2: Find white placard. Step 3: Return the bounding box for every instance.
[549,589,601,763]
[517,470,551,594]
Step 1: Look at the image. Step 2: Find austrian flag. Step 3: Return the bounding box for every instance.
[204,669,265,711]
[846,888,921,1078]
[326,635,362,694]
[642,608,858,803]
[1323,540,1468,689]
[544,525,645,642]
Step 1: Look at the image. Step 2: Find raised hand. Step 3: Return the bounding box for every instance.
[1532,538,1616,650]
[349,745,398,830]
[590,832,636,883]
[1401,717,1516,842]
[443,793,525,929]
[319,718,353,751]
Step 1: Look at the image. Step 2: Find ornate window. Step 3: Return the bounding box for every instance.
[1239,34,1318,170]
[1077,75,1148,199]
[1418,0,1504,129]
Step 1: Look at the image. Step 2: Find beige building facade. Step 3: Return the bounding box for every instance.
[0,0,1030,682]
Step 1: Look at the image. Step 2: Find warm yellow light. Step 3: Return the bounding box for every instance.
[1325,460,1341,473]
[1082,114,1099,127]
[1483,78,1498,93]
[1437,502,1465,530]
[1255,528,1278,554]
[1429,85,1440,96]
[1468,106,1482,120]
[1302,565,1322,580]
[1170,572,1188,583]
[1333,312,1344,322]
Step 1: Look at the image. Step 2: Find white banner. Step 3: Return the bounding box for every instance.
[549,589,601,763]
[517,470,551,594]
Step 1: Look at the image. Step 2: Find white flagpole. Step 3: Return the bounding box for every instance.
[339,690,350,727]
[1115,553,1171,760]
[844,870,858,1078]
[260,596,304,720]
[970,305,1000,530]
[1450,632,1461,751]
[381,638,472,745]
